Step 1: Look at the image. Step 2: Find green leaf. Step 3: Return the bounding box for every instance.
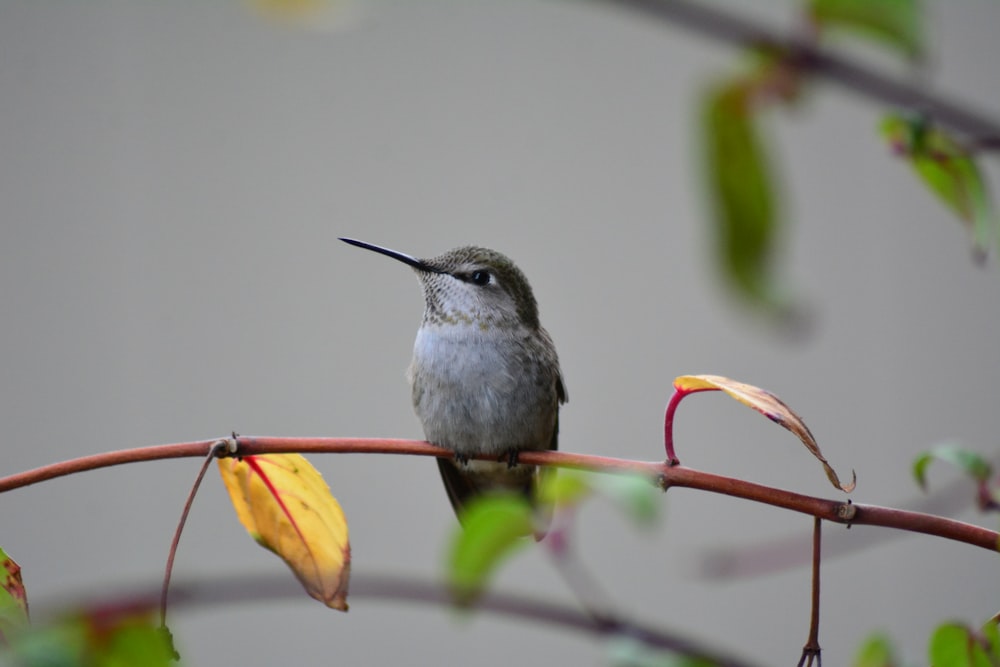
[810,0,923,59]
[538,471,659,526]
[853,633,896,667]
[592,474,660,527]
[881,114,997,258]
[447,495,533,604]
[702,80,784,310]
[607,636,718,667]
[913,444,992,490]
[537,470,594,508]
[0,549,29,645]
[983,618,1000,665]
[929,623,993,667]
[3,620,81,667]
[4,610,173,667]
[91,616,175,667]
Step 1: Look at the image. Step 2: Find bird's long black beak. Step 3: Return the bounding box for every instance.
[339,237,443,273]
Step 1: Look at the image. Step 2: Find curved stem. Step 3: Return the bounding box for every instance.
[160,439,231,627]
[1,437,996,553]
[663,390,683,465]
[663,385,715,465]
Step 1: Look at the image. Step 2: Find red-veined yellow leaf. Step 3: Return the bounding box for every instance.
[218,453,351,610]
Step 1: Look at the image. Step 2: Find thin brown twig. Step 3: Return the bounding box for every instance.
[797,517,822,667]
[544,512,620,630]
[1,437,997,553]
[159,438,233,628]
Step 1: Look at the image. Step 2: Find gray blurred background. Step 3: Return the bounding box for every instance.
[1,0,998,664]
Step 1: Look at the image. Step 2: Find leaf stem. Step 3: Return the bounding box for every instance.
[159,438,232,627]
[662,389,684,464]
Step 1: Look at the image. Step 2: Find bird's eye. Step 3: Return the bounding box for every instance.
[470,270,491,286]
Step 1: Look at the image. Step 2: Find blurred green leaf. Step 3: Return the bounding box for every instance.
[881,114,996,257]
[607,636,718,667]
[810,0,923,59]
[0,549,28,645]
[1,621,80,667]
[90,616,175,667]
[592,474,660,527]
[853,633,897,667]
[702,80,784,310]
[913,444,992,490]
[447,495,533,604]
[537,470,593,508]
[929,623,993,667]
[539,471,658,526]
[983,618,1000,664]
[3,610,173,667]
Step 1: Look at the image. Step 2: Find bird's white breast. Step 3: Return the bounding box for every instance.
[408,322,556,457]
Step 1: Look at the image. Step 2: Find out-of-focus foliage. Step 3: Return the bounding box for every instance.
[809,0,923,58]
[881,114,996,259]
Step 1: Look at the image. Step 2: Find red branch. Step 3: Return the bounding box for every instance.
[1,437,997,553]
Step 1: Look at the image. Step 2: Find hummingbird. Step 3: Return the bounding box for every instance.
[340,238,566,533]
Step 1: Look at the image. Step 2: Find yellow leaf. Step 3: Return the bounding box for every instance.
[674,375,856,492]
[248,0,361,31]
[218,454,351,610]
